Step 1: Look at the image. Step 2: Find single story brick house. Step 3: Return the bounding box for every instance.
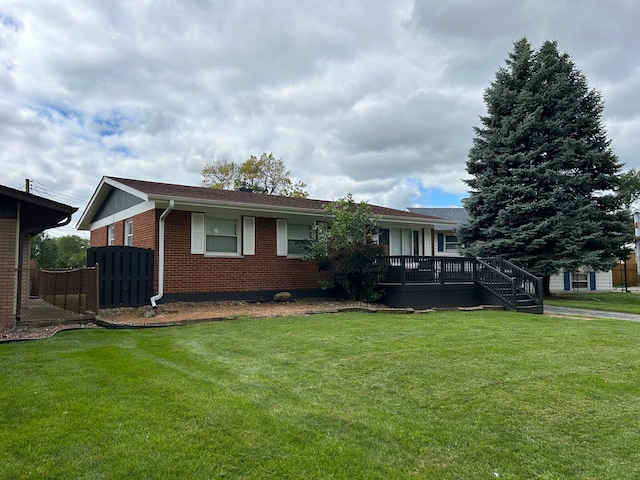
[0,184,77,329]
[408,207,614,292]
[77,177,455,305]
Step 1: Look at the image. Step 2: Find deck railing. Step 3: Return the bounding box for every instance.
[380,256,476,285]
[380,255,542,312]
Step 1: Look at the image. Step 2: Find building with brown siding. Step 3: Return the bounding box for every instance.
[0,184,76,330]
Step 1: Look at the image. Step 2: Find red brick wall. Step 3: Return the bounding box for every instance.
[162,211,327,294]
[88,209,328,296]
[90,225,106,247]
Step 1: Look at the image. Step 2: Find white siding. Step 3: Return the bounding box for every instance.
[549,270,614,292]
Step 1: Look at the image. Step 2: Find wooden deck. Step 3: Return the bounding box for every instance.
[379,256,544,313]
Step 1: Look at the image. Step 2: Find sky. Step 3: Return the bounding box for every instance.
[1,0,639,237]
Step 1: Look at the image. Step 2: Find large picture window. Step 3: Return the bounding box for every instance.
[386,228,418,255]
[206,218,238,254]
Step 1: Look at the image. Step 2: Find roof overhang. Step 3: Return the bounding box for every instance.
[1,184,77,235]
[77,176,459,230]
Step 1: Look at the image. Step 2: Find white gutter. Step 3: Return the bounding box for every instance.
[150,200,174,308]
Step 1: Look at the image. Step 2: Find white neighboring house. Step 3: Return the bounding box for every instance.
[408,207,613,292]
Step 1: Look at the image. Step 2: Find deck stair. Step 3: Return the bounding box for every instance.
[477,258,543,314]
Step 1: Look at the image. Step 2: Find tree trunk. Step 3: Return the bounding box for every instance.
[543,275,551,297]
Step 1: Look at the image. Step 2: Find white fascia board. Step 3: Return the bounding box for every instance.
[149,195,327,220]
[378,215,457,229]
[433,223,460,230]
[76,176,149,230]
[87,200,155,231]
[104,177,150,200]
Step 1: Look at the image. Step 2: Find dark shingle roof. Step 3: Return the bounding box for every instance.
[109,177,445,220]
[407,207,469,225]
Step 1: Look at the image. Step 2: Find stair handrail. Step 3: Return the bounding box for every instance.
[474,258,517,310]
[479,257,543,307]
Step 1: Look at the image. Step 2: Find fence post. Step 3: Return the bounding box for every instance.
[95,263,100,314]
[537,276,543,305]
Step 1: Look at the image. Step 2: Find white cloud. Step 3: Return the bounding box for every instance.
[1,0,639,232]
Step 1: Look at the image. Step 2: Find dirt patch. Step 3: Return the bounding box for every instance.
[1,298,373,342]
[98,298,373,325]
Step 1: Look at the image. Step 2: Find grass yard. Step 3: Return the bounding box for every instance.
[546,291,640,314]
[2,310,640,479]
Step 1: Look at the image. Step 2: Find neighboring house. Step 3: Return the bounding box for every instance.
[408,207,613,292]
[77,177,456,304]
[0,184,77,330]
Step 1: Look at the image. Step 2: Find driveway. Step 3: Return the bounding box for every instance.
[544,305,640,323]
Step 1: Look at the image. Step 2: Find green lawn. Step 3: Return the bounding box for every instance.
[546,291,640,314]
[2,311,640,479]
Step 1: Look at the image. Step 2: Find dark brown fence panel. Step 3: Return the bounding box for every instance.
[37,266,99,314]
[87,246,154,309]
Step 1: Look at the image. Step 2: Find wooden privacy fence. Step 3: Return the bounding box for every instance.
[87,246,154,309]
[37,265,100,314]
[612,261,638,287]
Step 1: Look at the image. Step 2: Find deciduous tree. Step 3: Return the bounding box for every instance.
[617,169,640,211]
[306,194,385,302]
[201,153,308,197]
[31,234,89,269]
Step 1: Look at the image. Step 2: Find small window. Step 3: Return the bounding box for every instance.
[287,223,312,255]
[206,217,238,254]
[107,225,115,246]
[445,235,459,252]
[572,272,588,289]
[125,219,133,246]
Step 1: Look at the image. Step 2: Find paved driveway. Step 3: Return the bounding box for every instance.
[544,305,640,323]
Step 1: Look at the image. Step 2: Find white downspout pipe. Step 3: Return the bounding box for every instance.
[151,199,174,308]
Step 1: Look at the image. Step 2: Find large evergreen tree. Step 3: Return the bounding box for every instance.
[458,38,633,294]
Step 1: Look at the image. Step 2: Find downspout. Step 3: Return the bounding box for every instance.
[150,200,174,308]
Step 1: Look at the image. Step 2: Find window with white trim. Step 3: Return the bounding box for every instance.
[125,219,133,246]
[445,234,459,252]
[387,228,417,255]
[288,223,313,255]
[206,217,239,254]
[277,220,313,256]
[191,213,254,256]
[107,225,115,246]
[571,272,588,289]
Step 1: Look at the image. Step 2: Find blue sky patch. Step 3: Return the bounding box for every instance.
[415,187,465,208]
[0,13,22,31]
[110,146,133,158]
[33,104,84,124]
[94,114,129,137]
